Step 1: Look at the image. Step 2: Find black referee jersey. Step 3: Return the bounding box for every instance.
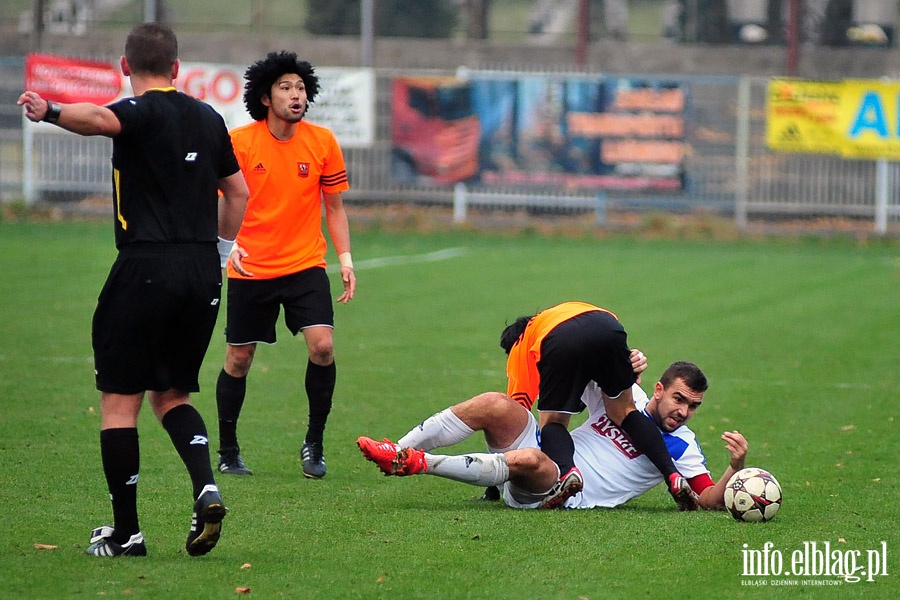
[106,89,241,248]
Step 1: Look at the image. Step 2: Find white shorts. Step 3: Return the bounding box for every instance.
[492,411,560,509]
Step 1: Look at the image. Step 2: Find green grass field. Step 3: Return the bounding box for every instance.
[1,219,898,599]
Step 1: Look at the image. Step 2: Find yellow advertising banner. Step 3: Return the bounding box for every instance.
[767,78,900,159]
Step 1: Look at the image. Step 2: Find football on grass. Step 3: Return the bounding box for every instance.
[724,467,782,522]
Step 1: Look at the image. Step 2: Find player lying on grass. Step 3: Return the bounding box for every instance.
[358,361,748,510]
[499,302,698,510]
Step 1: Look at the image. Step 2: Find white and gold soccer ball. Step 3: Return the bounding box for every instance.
[724,467,782,522]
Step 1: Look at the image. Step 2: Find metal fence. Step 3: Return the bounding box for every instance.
[736,76,900,233]
[5,57,899,233]
[0,56,25,202]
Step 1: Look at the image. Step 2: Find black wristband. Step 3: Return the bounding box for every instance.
[44,101,61,124]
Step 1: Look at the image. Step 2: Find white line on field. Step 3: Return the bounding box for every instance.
[326,247,466,272]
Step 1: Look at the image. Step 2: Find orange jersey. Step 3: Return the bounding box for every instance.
[506,301,618,410]
[227,119,349,280]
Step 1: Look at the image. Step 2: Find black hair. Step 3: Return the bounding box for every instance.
[124,23,177,76]
[499,315,533,355]
[243,51,319,121]
[659,361,708,393]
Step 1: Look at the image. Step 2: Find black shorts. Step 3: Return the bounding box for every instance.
[225,267,334,345]
[93,244,222,395]
[536,310,635,414]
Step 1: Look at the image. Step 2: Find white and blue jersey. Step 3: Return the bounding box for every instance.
[566,383,710,509]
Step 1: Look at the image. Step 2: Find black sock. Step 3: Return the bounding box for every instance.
[540,422,575,474]
[620,410,677,479]
[100,428,140,544]
[216,369,246,450]
[162,404,216,500]
[304,360,335,445]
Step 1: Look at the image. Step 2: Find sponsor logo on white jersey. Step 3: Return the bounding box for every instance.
[589,415,640,458]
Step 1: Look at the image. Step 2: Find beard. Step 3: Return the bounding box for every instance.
[275,103,306,123]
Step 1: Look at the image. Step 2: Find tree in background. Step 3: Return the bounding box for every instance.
[304,0,360,35]
[306,0,458,38]
[820,0,853,46]
[466,0,490,40]
[690,0,729,43]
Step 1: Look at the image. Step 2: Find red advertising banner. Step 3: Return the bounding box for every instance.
[23,53,374,146]
[25,53,122,105]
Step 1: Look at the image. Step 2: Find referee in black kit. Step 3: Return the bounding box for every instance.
[19,23,250,558]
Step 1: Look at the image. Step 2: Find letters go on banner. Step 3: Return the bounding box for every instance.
[24,53,374,148]
[767,77,900,160]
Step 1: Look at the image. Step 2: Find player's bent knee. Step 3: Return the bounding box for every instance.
[481,392,514,413]
[308,347,334,365]
[514,447,548,471]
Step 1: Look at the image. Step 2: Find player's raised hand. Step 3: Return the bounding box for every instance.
[629,348,647,383]
[18,91,49,122]
[721,430,748,471]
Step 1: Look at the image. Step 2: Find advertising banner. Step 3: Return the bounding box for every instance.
[25,53,122,105]
[767,77,900,159]
[390,73,688,190]
[24,53,374,148]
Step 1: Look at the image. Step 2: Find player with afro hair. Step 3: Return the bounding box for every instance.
[215,49,355,482]
[242,51,320,122]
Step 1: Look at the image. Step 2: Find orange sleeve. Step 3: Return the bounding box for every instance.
[506,341,538,410]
